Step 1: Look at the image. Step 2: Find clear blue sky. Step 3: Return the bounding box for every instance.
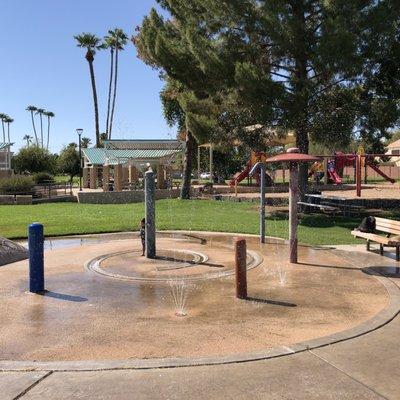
[0,0,174,152]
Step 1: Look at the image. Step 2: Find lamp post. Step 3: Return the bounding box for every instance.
[76,129,83,192]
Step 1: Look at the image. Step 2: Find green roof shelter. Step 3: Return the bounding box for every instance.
[81,139,184,191]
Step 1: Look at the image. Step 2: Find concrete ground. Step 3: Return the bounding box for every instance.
[322,185,400,200]
[1,235,399,399]
[0,234,388,362]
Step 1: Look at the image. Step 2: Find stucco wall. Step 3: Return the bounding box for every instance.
[0,195,32,205]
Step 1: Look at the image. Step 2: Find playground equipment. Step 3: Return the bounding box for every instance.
[365,156,396,184]
[230,151,271,187]
[308,151,396,190]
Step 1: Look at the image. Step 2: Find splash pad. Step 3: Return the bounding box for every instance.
[0,231,391,365]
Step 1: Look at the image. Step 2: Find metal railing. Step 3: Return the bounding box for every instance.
[34,182,73,198]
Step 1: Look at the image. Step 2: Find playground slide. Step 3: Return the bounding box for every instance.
[230,162,251,186]
[367,162,396,184]
[328,168,342,184]
[230,161,262,187]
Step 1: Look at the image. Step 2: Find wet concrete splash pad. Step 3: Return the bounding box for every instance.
[86,240,262,282]
[0,232,392,364]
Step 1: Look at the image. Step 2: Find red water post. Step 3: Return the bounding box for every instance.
[289,161,299,263]
[356,155,362,197]
[235,238,247,299]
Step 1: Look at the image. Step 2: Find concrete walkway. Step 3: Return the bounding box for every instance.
[1,246,399,399]
[2,313,400,400]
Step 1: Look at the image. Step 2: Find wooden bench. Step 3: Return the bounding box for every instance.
[351,217,400,261]
[298,202,339,215]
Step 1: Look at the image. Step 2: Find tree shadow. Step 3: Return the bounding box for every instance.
[246,296,297,308]
[40,291,88,302]
[298,214,360,229]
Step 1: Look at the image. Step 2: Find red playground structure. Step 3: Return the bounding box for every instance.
[230,151,270,187]
[309,152,396,187]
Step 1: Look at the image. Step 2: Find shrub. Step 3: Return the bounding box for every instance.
[33,172,54,184]
[0,176,35,195]
[12,145,57,174]
[57,144,80,183]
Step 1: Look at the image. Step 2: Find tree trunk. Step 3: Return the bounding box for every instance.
[7,123,10,143]
[106,48,114,139]
[1,121,5,142]
[293,2,309,195]
[40,114,43,148]
[88,59,101,147]
[180,130,195,200]
[30,112,38,146]
[109,48,119,138]
[296,124,309,195]
[46,117,51,150]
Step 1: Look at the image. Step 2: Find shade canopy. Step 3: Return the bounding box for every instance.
[265,148,320,164]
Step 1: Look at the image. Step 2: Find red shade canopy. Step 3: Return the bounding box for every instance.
[265,148,321,164]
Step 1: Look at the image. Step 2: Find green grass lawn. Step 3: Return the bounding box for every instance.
[54,175,80,186]
[0,199,370,246]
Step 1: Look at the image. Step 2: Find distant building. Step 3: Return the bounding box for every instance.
[386,139,400,156]
[0,143,13,179]
[386,139,400,166]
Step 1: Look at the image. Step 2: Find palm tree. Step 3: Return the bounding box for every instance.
[107,28,128,138]
[44,111,55,150]
[0,113,6,142]
[74,33,103,147]
[81,137,92,148]
[3,116,13,142]
[36,108,45,148]
[23,134,33,147]
[103,33,116,139]
[26,106,39,145]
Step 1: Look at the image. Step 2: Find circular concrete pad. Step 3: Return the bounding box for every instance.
[0,233,390,364]
[86,245,261,282]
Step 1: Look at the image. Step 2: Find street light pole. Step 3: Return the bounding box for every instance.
[76,129,83,192]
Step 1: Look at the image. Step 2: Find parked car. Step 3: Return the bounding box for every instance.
[200,172,211,179]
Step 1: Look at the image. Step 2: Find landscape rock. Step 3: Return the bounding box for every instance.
[0,237,29,266]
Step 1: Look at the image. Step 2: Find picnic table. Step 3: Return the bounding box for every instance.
[298,194,339,215]
[299,194,365,216]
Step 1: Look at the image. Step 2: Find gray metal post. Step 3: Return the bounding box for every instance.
[197,146,201,180]
[260,163,266,244]
[289,162,298,263]
[209,144,213,183]
[249,162,266,244]
[145,170,156,259]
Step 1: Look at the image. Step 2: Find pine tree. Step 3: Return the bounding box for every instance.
[135,18,220,199]
[354,0,400,153]
[136,0,395,190]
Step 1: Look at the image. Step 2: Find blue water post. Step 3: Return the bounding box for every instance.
[28,223,45,293]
